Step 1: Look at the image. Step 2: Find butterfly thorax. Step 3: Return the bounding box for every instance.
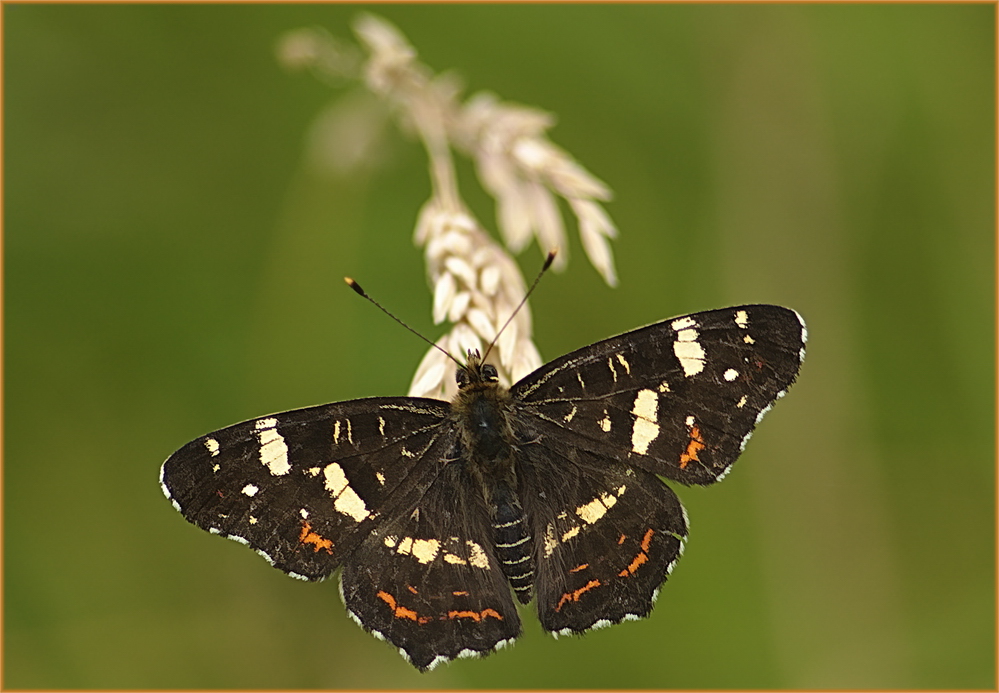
[451,352,516,473]
[451,352,535,603]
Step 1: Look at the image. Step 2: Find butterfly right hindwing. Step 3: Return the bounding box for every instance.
[515,440,688,634]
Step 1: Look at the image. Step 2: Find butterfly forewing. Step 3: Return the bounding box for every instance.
[513,305,805,485]
[160,397,451,580]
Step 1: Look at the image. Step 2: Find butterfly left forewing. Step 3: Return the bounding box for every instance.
[513,304,806,485]
[160,397,452,580]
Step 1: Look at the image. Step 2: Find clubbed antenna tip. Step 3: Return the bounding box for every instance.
[345,274,462,370]
[344,277,366,296]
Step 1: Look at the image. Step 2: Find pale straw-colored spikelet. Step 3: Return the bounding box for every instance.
[411,199,543,400]
[455,93,619,286]
[277,15,618,400]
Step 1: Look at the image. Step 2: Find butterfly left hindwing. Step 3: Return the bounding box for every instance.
[161,303,805,671]
[341,462,522,671]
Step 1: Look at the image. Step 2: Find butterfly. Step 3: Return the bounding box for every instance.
[160,303,805,671]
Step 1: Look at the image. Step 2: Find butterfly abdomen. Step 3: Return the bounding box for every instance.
[492,482,535,604]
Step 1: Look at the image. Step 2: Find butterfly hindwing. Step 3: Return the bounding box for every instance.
[160,397,452,580]
[341,462,522,671]
[515,439,688,634]
[513,305,806,485]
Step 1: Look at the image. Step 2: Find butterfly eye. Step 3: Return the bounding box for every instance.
[482,364,499,381]
[455,368,470,387]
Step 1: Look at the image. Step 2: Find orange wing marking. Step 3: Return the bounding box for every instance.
[376,590,432,624]
[679,424,705,469]
[569,563,589,573]
[619,528,655,577]
[445,608,503,622]
[554,579,601,612]
[298,521,333,554]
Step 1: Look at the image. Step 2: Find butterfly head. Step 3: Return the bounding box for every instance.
[456,350,500,390]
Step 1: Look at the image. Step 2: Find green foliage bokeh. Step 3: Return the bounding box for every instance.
[4,4,994,689]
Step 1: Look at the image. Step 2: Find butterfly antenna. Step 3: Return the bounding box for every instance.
[344,277,463,369]
[481,249,557,365]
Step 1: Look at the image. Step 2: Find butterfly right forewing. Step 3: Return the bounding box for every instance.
[513,304,806,486]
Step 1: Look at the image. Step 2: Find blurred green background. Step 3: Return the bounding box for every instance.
[4,4,994,689]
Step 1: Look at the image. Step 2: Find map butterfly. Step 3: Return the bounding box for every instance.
[160,303,806,670]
